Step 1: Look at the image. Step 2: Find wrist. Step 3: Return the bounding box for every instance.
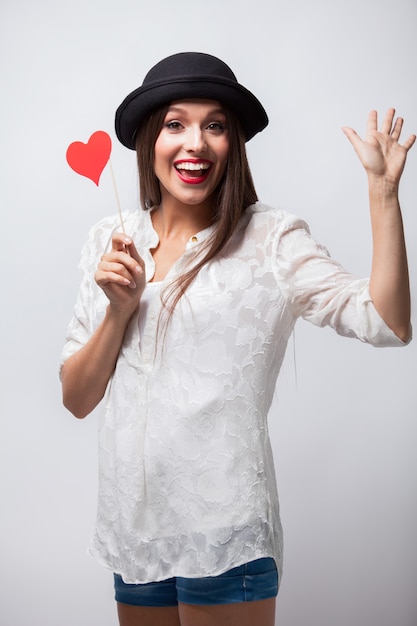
[106,303,138,327]
[367,174,399,198]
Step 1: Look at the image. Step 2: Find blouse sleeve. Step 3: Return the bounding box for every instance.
[59,219,115,376]
[272,213,411,347]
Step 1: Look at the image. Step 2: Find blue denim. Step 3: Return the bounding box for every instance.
[114,557,278,607]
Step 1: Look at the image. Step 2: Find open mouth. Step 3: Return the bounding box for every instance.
[174,160,212,184]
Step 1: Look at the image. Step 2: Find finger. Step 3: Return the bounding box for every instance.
[390,116,403,141]
[95,269,133,288]
[342,126,363,152]
[107,235,145,277]
[101,250,136,270]
[381,107,395,134]
[96,260,136,288]
[124,239,145,268]
[110,232,144,268]
[99,247,142,280]
[111,232,133,253]
[367,110,378,134]
[403,133,416,151]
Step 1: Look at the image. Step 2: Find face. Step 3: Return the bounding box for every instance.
[154,99,229,209]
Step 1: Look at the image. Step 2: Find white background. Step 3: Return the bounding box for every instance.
[1,0,416,624]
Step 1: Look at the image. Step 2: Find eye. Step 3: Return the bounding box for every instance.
[206,121,227,132]
[164,120,183,131]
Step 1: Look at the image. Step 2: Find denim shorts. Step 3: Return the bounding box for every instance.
[114,557,278,607]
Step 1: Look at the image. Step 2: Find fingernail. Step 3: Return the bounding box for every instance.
[129,280,136,289]
[124,236,132,244]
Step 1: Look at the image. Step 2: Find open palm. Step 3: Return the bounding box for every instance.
[342,109,415,186]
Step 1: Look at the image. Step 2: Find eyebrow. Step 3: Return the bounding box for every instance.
[166,104,227,116]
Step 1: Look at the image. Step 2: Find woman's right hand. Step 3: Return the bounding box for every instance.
[94,233,146,320]
[62,233,146,418]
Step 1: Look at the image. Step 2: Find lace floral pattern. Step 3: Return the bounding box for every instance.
[61,203,406,584]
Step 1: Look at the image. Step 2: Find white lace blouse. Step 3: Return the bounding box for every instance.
[61,203,407,584]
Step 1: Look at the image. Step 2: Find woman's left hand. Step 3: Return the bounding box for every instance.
[343,109,414,342]
[342,108,415,187]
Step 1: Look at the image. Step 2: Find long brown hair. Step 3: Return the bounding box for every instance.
[135,103,258,315]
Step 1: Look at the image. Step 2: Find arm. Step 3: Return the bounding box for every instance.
[61,233,146,418]
[342,109,416,342]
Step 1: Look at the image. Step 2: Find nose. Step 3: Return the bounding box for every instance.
[184,125,207,153]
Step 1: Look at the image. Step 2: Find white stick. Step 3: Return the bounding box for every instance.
[108,158,126,234]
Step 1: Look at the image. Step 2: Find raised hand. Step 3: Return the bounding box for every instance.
[95,233,146,319]
[341,109,415,343]
[342,109,415,188]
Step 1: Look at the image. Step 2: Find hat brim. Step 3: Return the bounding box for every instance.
[115,76,268,149]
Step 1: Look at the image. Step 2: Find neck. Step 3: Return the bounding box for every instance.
[152,197,215,242]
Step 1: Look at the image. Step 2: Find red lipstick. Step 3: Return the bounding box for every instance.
[174,159,212,185]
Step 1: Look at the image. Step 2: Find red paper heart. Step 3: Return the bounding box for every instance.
[66,131,112,186]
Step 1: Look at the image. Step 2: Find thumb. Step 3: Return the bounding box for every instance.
[342,126,362,151]
[125,239,145,268]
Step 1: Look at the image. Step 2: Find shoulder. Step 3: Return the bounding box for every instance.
[241,203,331,264]
[244,202,312,237]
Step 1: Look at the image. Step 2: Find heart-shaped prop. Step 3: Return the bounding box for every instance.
[66,130,112,185]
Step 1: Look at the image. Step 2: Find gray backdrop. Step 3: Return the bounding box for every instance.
[1,0,416,624]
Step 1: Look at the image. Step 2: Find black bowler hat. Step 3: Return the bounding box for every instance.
[115,52,268,149]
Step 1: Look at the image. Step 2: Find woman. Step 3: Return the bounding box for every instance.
[61,52,415,626]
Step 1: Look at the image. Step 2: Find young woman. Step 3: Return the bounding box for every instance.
[60,52,415,626]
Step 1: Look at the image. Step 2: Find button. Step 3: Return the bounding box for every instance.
[191,236,198,242]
